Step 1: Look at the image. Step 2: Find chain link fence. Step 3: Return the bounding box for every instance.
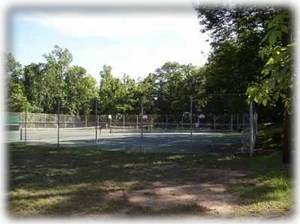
[6,109,255,155]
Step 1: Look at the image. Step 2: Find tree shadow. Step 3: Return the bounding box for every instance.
[8,143,292,217]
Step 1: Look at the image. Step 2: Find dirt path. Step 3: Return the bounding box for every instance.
[105,167,251,216]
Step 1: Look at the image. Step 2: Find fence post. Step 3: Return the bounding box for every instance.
[123,115,125,128]
[189,96,193,152]
[230,114,233,132]
[249,102,254,157]
[141,98,144,140]
[25,105,27,145]
[165,114,168,130]
[213,114,216,131]
[95,100,98,146]
[57,99,60,148]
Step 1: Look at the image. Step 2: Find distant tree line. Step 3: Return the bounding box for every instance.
[5,49,252,116]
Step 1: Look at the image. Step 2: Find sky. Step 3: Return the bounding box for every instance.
[8,5,211,84]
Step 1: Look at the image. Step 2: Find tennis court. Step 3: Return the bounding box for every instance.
[7,124,249,155]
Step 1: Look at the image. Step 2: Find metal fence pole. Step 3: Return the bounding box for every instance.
[57,99,60,148]
[249,102,254,157]
[213,114,216,131]
[230,114,233,132]
[190,96,193,141]
[141,98,144,140]
[190,97,193,137]
[25,108,27,145]
[20,128,22,141]
[95,100,98,146]
[109,117,112,134]
[165,114,168,130]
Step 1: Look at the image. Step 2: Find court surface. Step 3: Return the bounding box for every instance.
[6,127,248,155]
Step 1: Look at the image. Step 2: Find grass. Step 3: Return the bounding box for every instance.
[7,123,293,217]
[255,122,283,150]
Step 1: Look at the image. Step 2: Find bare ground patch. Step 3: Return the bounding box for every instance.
[105,167,252,216]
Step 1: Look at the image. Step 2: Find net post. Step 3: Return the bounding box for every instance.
[230,114,233,132]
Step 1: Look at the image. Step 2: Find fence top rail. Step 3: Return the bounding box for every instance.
[7,112,251,116]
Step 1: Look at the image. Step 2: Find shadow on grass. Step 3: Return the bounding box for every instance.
[8,143,292,217]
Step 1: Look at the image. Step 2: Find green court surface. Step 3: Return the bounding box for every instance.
[7,127,247,155]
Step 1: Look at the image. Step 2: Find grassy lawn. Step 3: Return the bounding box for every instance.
[7,137,293,218]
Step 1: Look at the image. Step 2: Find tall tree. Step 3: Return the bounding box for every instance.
[140,62,204,115]
[99,65,130,114]
[6,53,29,112]
[246,10,293,164]
[7,82,29,112]
[6,53,23,84]
[195,5,294,163]
[195,6,277,48]
[119,74,139,114]
[64,66,98,115]
[23,63,46,112]
[43,45,73,113]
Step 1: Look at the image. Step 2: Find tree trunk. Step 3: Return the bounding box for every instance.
[282,112,291,165]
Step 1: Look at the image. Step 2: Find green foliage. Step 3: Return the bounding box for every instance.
[6,54,27,112]
[64,66,98,115]
[6,46,99,114]
[194,6,277,48]
[140,62,205,115]
[6,53,23,84]
[247,10,293,114]
[42,45,73,113]
[99,65,138,114]
[7,83,29,112]
[23,63,46,113]
[194,6,276,114]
